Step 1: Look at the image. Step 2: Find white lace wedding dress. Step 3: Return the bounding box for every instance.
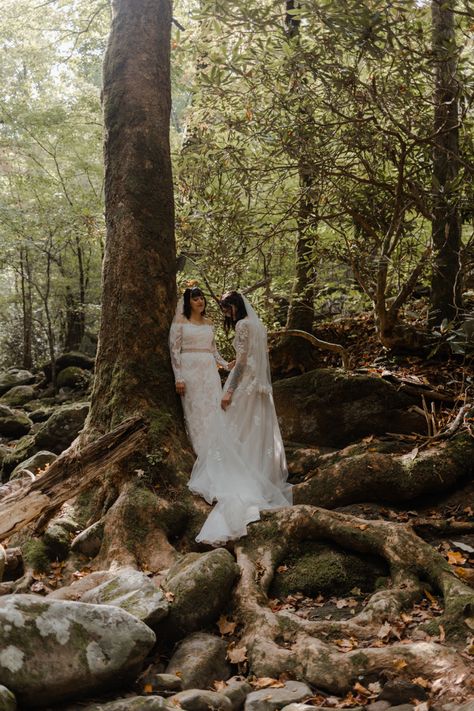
[169,318,228,456]
[186,299,293,545]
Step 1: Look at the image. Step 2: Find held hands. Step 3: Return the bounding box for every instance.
[227,360,236,371]
[221,391,233,410]
[176,381,186,396]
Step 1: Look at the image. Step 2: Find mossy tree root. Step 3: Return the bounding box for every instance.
[233,505,474,701]
[293,433,474,508]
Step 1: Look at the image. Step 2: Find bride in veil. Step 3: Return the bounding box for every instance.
[187,291,292,545]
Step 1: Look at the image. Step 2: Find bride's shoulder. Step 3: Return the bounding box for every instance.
[203,317,214,326]
[236,317,250,332]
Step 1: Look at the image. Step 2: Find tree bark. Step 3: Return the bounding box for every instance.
[86,0,178,436]
[19,246,33,370]
[429,0,462,326]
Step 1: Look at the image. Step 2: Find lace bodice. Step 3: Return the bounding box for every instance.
[227,318,250,392]
[169,320,228,382]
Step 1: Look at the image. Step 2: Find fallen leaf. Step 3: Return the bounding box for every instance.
[218,615,237,636]
[368,682,382,694]
[336,599,350,609]
[439,624,446,642]
[227,643,247,664]
[447,550,467,565]
[411,677,431,689]
[393,658,408,671]
[276,565,288,573]
[165,591,175,602]
[253,677,285,689]
[353,682,371,696]
[144,684,153,694]
[213,681,227,691]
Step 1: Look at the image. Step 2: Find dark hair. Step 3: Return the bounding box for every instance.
[220,291,247,332]
[183,287,207,319]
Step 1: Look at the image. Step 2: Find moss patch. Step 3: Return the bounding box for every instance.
[23,538,50,573]
[270,540,388,598]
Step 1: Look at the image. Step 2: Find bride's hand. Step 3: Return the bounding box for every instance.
[176,381,185,396]
[221,392,232,410]
[227,360,236,370]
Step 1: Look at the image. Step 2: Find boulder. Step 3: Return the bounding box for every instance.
[0,370,35,397]
[273,369,426,447]
[10,451,57,480]
[170,690,232,711]
[162,549,239,639]
[221,677,252,711]
[42,352,95,382]
[71,521,105,558]
[0,685,16,711]
[0,594,156,707]
[27,407,55,423]
[0,386,36,408]
[80,568,169,629]
[79,697,169,710]
[166,633,230,689]
[244,682,312,711]
[34,402,89,453]
[378,679,428,705]
[57,367,91,390]
[152,674,183,693]
[0,407,32,439]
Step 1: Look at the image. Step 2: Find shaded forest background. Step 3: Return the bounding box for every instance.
[1,0,474,373]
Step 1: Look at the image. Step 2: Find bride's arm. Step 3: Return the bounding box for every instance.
[169,320,185,394]
[222,320,249,409]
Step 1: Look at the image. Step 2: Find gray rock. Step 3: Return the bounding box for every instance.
[0,684,16,711]
[0,386,36,408]
[0,407,32,439]
[79,697,169,710]
[379,679,428,705]
[80,567,169,628]
[0,370,35,397]
[43,522,74,560]
[163,549,239,638]
[221,677,252,711]
[442,703,474,711]
[71,520,105,558]
[281,706,322,711]
[153,674,183,693]
[273,368,426,447]
[10,451,57,480]
[0,593,156,707]
[166,632,230,689]
[245,682,312,711]
[388,706,415,711]
[27,407,55,423]
[366,702,391,711]
[42,352,95,382]
[170,690,232,711]
[57,367,91,390]
[34,402,89,453]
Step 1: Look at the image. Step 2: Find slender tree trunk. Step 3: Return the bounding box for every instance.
[286,167,316,332]
[19,246,33,370]
[429,0,462,326]
[86,0,178,436]
[284,2,316,333]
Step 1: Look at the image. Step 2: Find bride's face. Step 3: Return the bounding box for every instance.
[190,294,205,316]
[222,304,236,319]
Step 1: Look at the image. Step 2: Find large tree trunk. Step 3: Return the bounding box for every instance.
[19,246,33,370]
[86,0,178,436]
[429,0,462,326]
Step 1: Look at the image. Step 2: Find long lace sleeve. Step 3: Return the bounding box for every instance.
[169,321,184,383]
[227,319,250,392]
[212,334,229,370]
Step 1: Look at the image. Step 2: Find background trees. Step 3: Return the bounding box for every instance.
[0,0,473,368]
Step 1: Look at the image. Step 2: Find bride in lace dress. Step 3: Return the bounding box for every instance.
[186,291,292,545]
[169,287,232,456]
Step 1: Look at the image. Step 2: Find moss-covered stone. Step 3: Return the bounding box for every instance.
[22,539,50,573]
[0,385,36,407]
[270,541,388,598]
[0,369,35,396]
[162,549,239,640]
[56,367,91,390]
[0,407,33,440]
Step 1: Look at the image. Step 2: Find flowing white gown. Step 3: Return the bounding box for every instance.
[169,318,228,456]
[184,298,293,546]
